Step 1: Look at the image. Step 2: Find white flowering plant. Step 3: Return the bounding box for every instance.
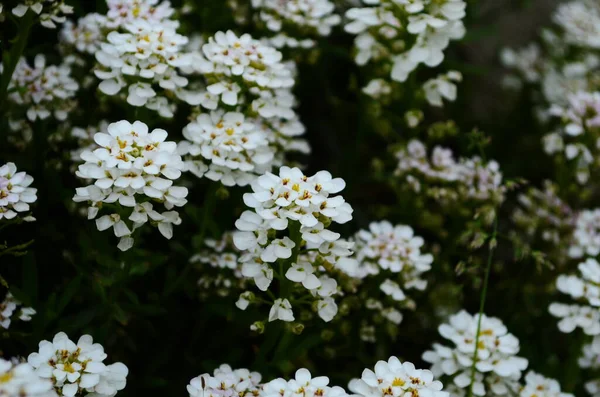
[1,0,600,396]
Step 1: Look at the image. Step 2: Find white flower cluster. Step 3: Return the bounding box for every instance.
[0,162,37,221]
[233,166,353,323]
[191,232,250,298]
[580,336,600,396]
[349,356,448,397]
[178,30,309,187]
[187,364,261,397]
[338,221,432,332]
[0,292,36,329]
[73,120,187,251]
[569,209,600,259]
[502,1,600,183]
[4,55,78,123]
[263,368,349,397]
[104,0,176,29]
[251,0,341,48]
[61,13,107,55]
[502,0,600,104]
[553,0,600,49]
[344,0,466,89]
[0,358,57,397]
[394,139,505,205]
[518,372,573,397]
[423,310,528,396]
[70,121,110,163]
[512,181,575,247]
[178,110,274,186]
[500,44,543,85]
[549,258,600,335]
[60,0,176,56]
[95,20,195,117]
[187,359,449,397]
[27,332,128,397]
[543,91,600,184]
[11,0,73,28]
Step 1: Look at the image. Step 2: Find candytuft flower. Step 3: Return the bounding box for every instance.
[73,120,187,250]
[27,332,128,397]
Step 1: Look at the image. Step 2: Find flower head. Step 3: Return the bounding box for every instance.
[27,332,128,397]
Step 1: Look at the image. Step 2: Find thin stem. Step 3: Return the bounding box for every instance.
[0,11,35,115]
[163,183,219,296]
[279,221,302,298]
[467,215,498,397]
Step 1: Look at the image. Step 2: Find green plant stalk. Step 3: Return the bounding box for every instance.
[467,215,498,397]
[280,221,302,298]
[0,11,35,115]
[163,183,219,296]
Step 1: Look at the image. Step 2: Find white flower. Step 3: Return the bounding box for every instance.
[345,0,466,83]
[180,31,310,185]
[94,20,192,117]
[500,44,542,83]
[60,13,106,54]
[351,356,448,397]
[317,297,338,322]
[423,70,462,107]
[550,258,600,335]
[13,1,73,29]
[553,0,600,49]
[395,139,505,204]
[423,310,528,396]
[178,110,276,187]
[187,364,261,397]
[4,55,78,122]
[380,279,406,301]
[286,262,321,290]
[0,162,37,221]
[1,292,36,329]
[27,332,128,397]
[519,371,573,397]
[268,298,294,322]
[251,0,341,40]
[200,30,294,89]
[104,0,177,29]
[73,120,187,250]
[0,358,57,397]
[362,78,391,98]
[262,368,348,397]
[569,209,600,258]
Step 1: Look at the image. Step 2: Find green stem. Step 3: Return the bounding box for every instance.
[467,215,498,397]
[0,11,35,115]
[253,321,283,371]
[280,221,302,298]
[163,183,219,296]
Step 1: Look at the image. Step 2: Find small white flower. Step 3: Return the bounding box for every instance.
[0,162,37,221]
[519,371,573,397]
[5,55,78,123]
[187,364,261,397]
[352,356,448,397]
[423,310,528,396]
[0,358,56,397]
[286,263,321,290]
[27,332,128,397]
[74,120,187,250]
[268,298,294,322]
